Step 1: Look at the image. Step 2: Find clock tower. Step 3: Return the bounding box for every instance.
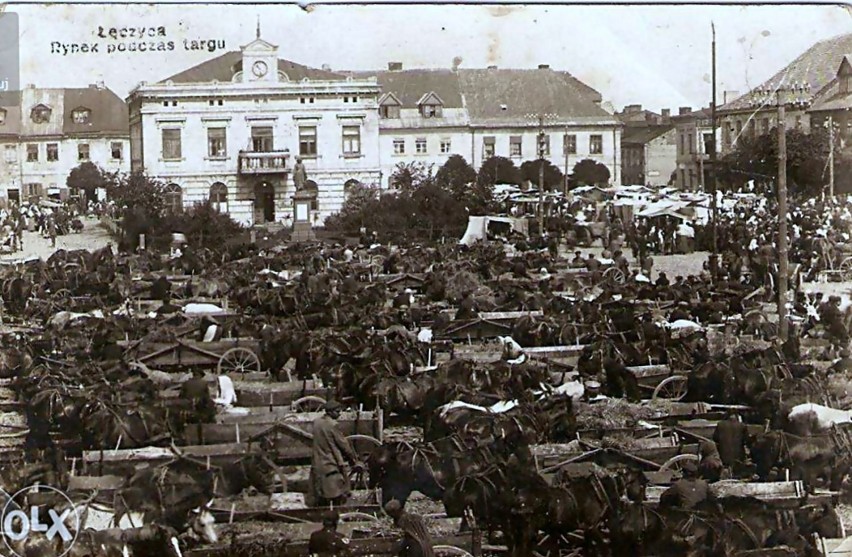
[240,25,279,84]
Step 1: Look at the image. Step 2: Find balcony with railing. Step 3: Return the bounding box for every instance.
[238,150,290,175]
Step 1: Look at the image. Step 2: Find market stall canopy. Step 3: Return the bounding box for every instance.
[39,199,62,208]
[460,216,528,245]
[637,200,693,220]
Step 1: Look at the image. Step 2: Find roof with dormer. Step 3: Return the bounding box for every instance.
[721,32,852,113]
[809,55,852,113]
[0,87,128,139]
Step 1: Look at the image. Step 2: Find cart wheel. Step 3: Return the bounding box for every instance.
[433,546,473,557]
[217,347,261,375]
[291,395,326,412]
[347,434,382,462]
[52,288,71,301]
[339,511,378,522]
[603,267,626,285]
[652,375,688,401]
[841,257,852,275]
[660,453,700,472]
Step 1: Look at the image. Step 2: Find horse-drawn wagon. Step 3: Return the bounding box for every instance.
[118,336,262,375]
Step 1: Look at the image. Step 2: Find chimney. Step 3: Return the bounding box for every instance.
[487,65,498,70]
[388,62,403,71]
[679,106,692,116]
[661,108,671,123]
[321,64,331,72]
[723,90,740,104]
[624,104,642,114]
[538,64,550,70]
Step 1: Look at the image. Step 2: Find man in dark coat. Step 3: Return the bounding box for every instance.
[308,510,352,556]
[179,368,216,423]
[455,292,478,321]
[831,348,852,374]
[713,414,749,475]
[310,400,362,507]
[659,461,715,510]
[150,276,172,301]
[384,499,434,557]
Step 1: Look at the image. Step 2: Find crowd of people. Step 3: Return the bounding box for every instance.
[0,200,83,252]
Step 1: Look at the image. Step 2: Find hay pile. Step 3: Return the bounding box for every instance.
[575,399,708,430]
[445,270,496,308]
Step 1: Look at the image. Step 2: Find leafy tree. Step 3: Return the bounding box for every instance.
[477,156,522,186]
[436,155,493,215]
[324,182,381,233]
[105,171,168,250]
[160,201,244,251]
[520,158,564,190]
[66,162,114,208]
[717,128,842,197]
[390,161,434,193]
[571,159,611,186]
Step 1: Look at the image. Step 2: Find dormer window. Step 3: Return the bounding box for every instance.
[838,57,852,94]
[72,108,91,124]
[417,92,444,119]
[30,104,51,124]
[378,92,402,119]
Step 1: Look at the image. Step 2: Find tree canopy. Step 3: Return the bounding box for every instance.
[520,158,565,191]
[477,156,522,186]
[66,162,114,205]
[571,159,611,187]
[435,154,494,215]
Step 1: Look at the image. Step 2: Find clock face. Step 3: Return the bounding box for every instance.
[252,61,268,78]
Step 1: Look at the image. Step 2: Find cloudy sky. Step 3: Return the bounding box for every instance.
[6,3,851,112]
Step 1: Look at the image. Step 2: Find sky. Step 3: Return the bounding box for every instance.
[5,3,852,112]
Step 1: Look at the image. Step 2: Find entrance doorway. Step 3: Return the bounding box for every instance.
[254,181,275,224]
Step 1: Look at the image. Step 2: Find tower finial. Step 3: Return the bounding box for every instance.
[256,16,261,39]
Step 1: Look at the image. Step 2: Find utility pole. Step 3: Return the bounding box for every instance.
[537,114,546,234]
[829,114,835,197]
[709,22,719,279]
[777,96,789,342]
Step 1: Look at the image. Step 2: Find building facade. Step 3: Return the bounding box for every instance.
[621,126,676,186]
[672,107,720,191]
[368,64,622,188]
[0,85,129,205]
[127,35,382,226]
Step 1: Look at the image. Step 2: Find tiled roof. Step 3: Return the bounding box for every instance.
[721,32,852,112]
[354,69,464,108]
[456,68,615,126]
[0,88,127,138]
[809,79,852,112]
[62,87,129,135]
[162,51,346,84]
[622,125,675,145]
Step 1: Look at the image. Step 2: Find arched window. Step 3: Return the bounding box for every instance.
[165,183,183,214]
[210,182,228,213]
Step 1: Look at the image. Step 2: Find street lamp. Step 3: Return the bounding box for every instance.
[748,81,811,342]
[525,112,559,235]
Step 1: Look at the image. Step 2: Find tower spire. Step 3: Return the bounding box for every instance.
[256,16,261,39]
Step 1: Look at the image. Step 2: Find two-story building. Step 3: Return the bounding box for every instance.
[672,106,720,191]
[0,84,129,205]
[621,125,677,186]
[127,33,382,226]
[364,63,622,188]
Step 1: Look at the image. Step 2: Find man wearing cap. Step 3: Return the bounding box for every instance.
[310,400,362,507]
[308,509,352,557]
[384,500,434,557]
[180,368,216,423]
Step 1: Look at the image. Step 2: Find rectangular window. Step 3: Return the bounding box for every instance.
[688,133,695,155]
[420,105,442,118]
[393,138,405,155]
[299,126,317,157]
[440,139,452,154]
[415,138,427,154]
[563,134,577,155]
[342,125,361,155]
[703,133,714,155]
[509,136,522,157]
[46,143,58,162]
[77,143,90,161]
[380,105,400,119]
[162,128,182,160]
[795,115,802,129]
[207,128,227,158]
[590,134,603,155]
[735,120,743,136]
[760,118,769,135]
[26,144,38,162]
[483,136,495,158]
[4,145,16,163]
[540,135,551,157]
[723,126,731,148]
[111,142,123,160]
[251,126,273,152]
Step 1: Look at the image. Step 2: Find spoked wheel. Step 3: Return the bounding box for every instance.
[217,347,261,375]
[347,434,382,462]
[433,546,474,557]
[652,375,688,401]
[339,511,379,522]
[660,453,700,472]
[291,395,326,412]
[603,267,626,285]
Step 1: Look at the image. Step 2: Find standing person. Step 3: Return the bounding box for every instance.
[384,500,435,557]
[308,510,353,557]
[179,368,216,423]
[47,217,57,248]
[310,400,362,507]
[713,413,749,477]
